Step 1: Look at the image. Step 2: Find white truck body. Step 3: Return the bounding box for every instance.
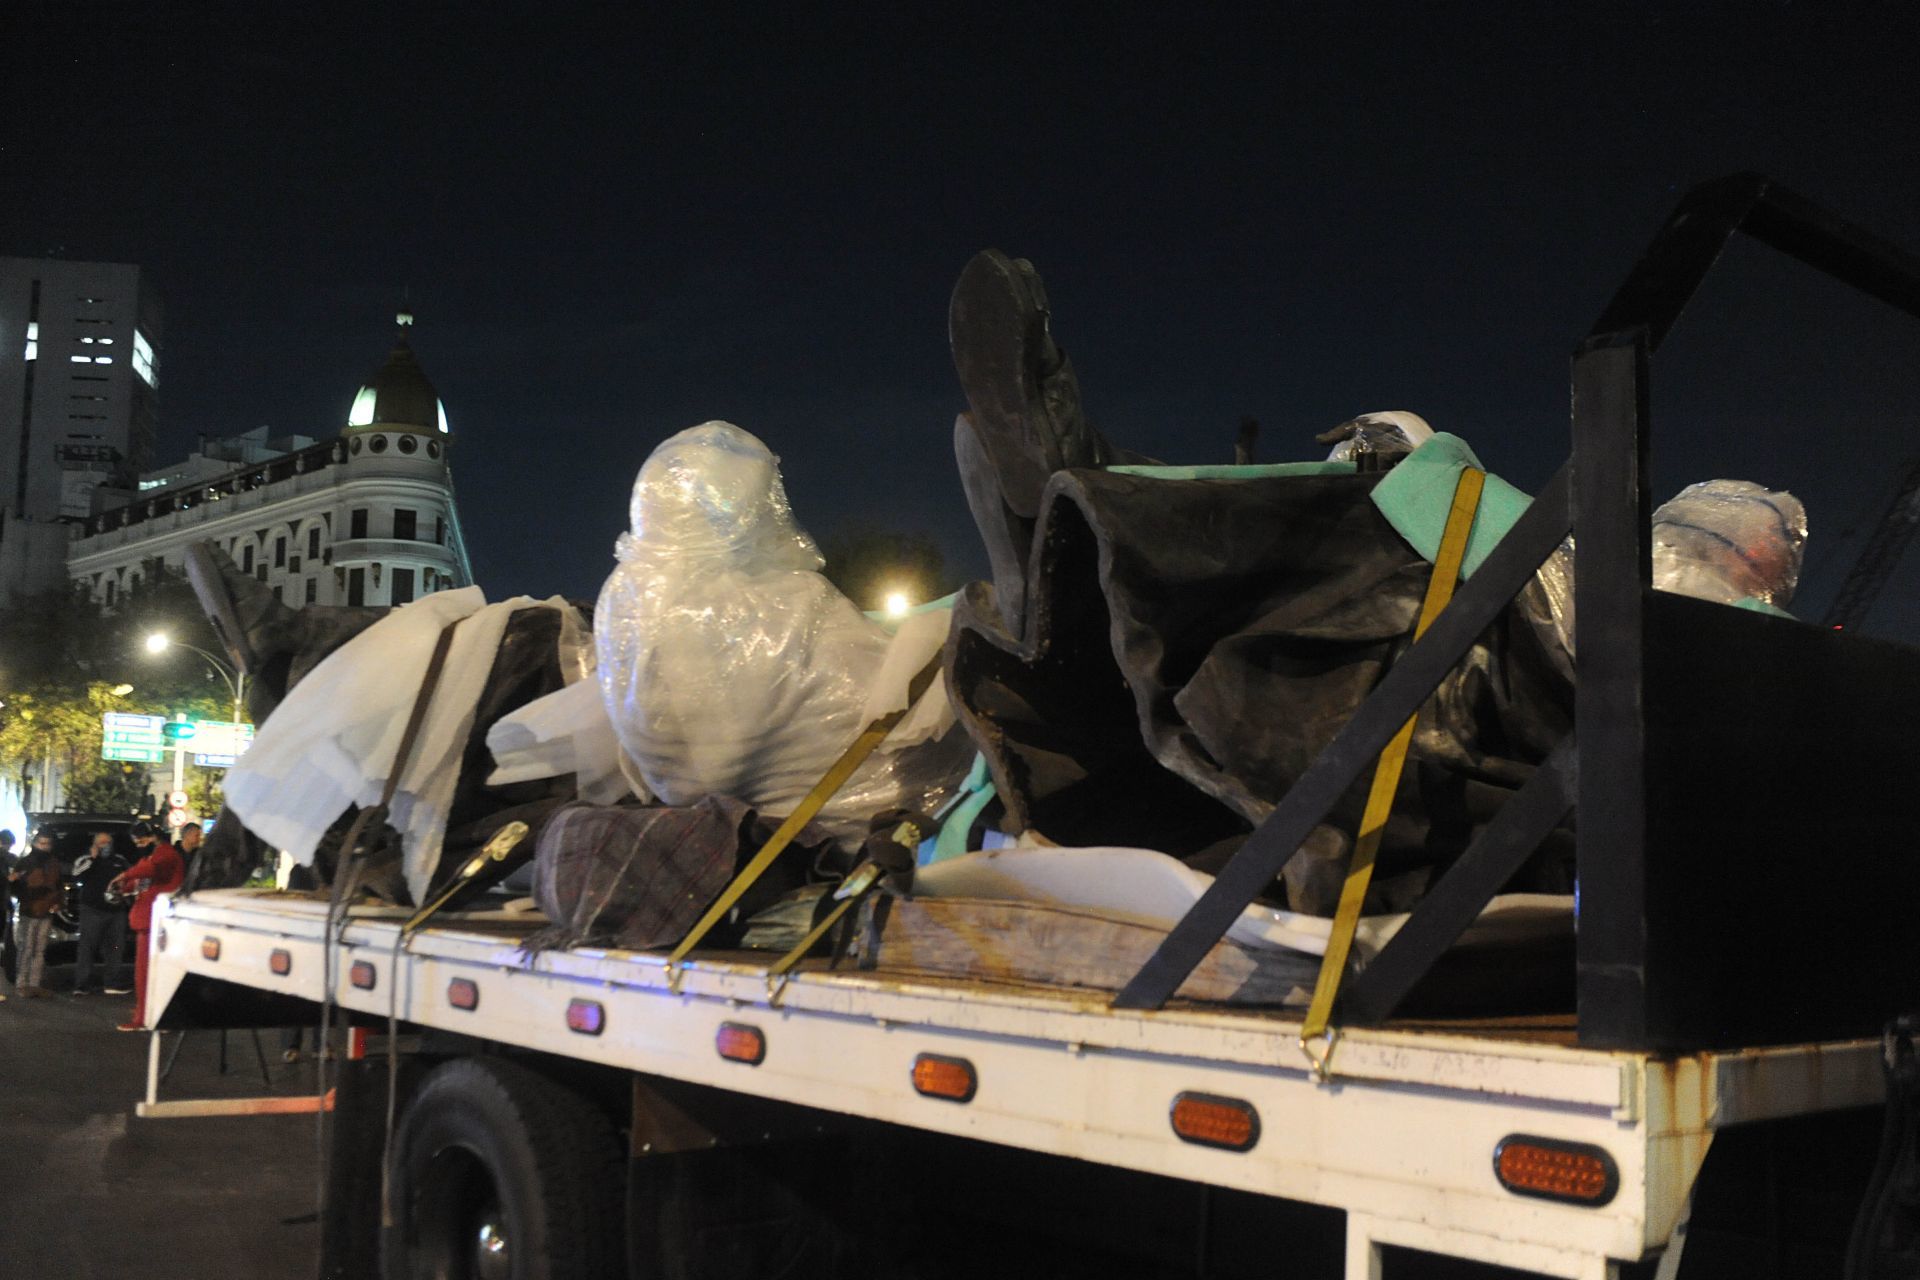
[147,888,1884,1278]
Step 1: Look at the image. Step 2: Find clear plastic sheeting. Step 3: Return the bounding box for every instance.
[1527,479,1805,671]
[486,677,639,807]
[1651,479,1807,610]
[595,422,969,845]
[1321,410,1435,463]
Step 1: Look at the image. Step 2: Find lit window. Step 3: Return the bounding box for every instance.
[23,322,35,361]
[70,354,91,363]
[94,356,113,364]
[348,386,377,427]
[132,330,157,387]
[436,400,450,434]
[81,336,95,344]
[98,337,113,345]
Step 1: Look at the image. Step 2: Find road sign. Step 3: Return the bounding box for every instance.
[190,719,254,767]
[166,807,190,828]
[167,790,190,809]
[161,721,197,742]
[101,712,167,764]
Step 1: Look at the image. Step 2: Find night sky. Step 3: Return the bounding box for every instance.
[7,4,1920,634]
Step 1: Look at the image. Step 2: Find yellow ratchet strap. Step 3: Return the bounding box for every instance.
[1299,466,1485,1081]
[666,652,944,984]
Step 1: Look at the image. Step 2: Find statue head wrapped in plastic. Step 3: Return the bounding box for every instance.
[595,421,968,842]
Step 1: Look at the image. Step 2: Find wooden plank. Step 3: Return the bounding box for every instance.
[869,896,1320,1005]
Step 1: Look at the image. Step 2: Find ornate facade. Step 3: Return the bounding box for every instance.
[67,314,472,607]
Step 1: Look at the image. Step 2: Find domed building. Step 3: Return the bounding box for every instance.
[67,313,473,609]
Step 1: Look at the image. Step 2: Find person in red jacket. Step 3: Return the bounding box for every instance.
[109,820,185,1032]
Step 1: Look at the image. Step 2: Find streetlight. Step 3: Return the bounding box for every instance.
[883,590,912,620]
[143,632,247,726]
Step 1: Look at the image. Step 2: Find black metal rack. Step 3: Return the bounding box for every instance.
[1117,174,1920,1052]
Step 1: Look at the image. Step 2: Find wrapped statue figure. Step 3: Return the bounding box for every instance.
[592,421,971,845]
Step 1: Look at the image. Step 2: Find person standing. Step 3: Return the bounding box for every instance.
[8,830,62,997]
[72,831,132,996]
[0,828,16,1000]
[109,821,184,1031]
[175,822,203,880]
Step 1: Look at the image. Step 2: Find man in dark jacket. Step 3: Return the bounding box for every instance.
[72,831,131,996]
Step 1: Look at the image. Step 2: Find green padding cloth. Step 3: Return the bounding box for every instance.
[926,753,996,865]
[1108,460,1356,481]
[863,588,963,631]
[1368,433,1532,579]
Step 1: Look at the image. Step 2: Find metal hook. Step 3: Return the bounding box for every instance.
[1300,1028,1342,1085]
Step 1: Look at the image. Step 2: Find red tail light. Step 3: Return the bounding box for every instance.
[911,1054,977,1103]
[1170,1092,1260,1152]
[715,1022,766,1065]
[1494,1136,1618,1206]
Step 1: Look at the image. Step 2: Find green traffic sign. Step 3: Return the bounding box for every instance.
[101,711,167,763]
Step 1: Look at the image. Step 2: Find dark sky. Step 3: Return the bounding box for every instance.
[7,3,1920,635]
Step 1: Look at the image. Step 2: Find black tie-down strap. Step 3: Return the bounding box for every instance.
[1114,463,1573,1012]
[1846,1015,1920,1279]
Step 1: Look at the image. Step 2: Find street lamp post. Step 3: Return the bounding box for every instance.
[144,634,248,830]
[144,633,247,725]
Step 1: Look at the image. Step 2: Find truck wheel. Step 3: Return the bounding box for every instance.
[383,1055,624,1280]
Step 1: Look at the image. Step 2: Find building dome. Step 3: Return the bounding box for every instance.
[345,312,450,437]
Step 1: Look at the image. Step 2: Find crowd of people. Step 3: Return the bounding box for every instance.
[2,819,197,1030]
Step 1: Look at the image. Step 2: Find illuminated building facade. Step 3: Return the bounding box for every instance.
[67,314,472,609]
[0,256,163,604]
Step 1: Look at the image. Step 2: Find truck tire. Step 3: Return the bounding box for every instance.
[383,1055,625,1280]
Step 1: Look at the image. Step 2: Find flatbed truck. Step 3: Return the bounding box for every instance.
[141,174,1920,1278]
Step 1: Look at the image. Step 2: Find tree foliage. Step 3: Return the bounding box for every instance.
[0,565,233,815]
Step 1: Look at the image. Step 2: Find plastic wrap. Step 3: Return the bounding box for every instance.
[1321,410,1434,463]
[1520,478,1805,674]
[1651,479,1807,610]
[595,422,970,845]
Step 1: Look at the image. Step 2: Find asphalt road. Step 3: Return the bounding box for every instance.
[0,958,321,1280]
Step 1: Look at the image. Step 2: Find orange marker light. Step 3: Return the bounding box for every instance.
[1170,1092,1261,1152]
[448,978,480,1011]
[1494,1136,1618,1206]
[201,937,221,961]
[566,999,606,1036]
[715,1022,766,1065]
[349,961,377,990]
[911,1054,977,1103]
[269,948,292,976]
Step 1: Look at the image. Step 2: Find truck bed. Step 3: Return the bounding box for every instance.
[149,888,1884,1279]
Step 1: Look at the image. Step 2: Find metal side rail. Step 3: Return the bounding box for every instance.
[136,1026,335,1119]
[151,889,1883,1277]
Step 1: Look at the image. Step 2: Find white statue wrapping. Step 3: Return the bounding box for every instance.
[591,421,969,841]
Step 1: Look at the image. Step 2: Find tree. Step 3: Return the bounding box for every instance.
[818,527,952,614]
[0,563,230,815]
